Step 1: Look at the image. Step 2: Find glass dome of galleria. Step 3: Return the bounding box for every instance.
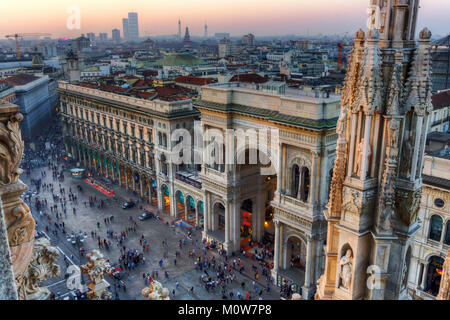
[155,53,207,67]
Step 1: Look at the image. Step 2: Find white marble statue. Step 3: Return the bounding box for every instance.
[339,249,353,289]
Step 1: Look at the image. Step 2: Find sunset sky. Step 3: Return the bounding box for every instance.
[1,0,449,38]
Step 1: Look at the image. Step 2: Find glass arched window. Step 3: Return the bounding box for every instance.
[429,215,443,242]
[291,165,300,198]
[300,167,310,202]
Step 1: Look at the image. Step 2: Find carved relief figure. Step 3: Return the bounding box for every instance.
[388,120,400,149]
[339,249,353,289]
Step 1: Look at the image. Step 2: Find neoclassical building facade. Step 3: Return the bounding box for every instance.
[58,81,206,228]
[195,83,340,299]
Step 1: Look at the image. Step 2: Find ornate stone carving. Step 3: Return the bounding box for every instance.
[394,189,422,226]
[0,112,24,185]
[141,279,170,300]
[339,249,353,290]
[0,105,36,300]
[437,249,450,300]
[419,27,432,40]
[24,238,61,300]
[342,188,360,214]
[80,250,112,300]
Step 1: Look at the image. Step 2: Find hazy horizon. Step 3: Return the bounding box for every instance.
[1,0,449,39]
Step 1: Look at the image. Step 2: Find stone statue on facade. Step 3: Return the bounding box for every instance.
[80,250,112,300]
[400,135,413,178]
[339,249,353,290]
[437,249,450,300]
[141,278,170,300]
[336,110,347,135]
[355,139,370,178]
[24,238,61,300]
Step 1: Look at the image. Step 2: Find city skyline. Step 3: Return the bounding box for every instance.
[0,0,449,39]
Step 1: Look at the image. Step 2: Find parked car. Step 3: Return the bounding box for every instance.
[122,201,135,209]
[139,211,155,221]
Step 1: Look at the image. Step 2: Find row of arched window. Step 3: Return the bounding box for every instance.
[429,215,450,244]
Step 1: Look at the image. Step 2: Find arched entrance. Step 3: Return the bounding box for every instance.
[425,255,445,296]
[175,190,185,219]
[235,147,277,248]
[213,202,226,235]
[285,236,306,270]
[150,177,157,205]
[186,195,196,225]
[161,184,170,213]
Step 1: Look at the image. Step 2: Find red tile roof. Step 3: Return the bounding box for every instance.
[432,89,450,110]
[142,70,158,77]
[5,73,40,86]
[175,76,216,86]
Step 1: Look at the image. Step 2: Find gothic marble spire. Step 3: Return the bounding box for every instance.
[316,0,433,300]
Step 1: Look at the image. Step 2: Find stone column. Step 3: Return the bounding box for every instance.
[302,236,314,299]
[225,200,230,245]
[420,262,428,289]
[310,151,319,204]
[276,144,283,195]
[118,166,122,187]
[272,220,281,277]
[139,175,144,198]
[410,115,423,182]
[202,192,210,238]
[169,183,176,217]
[156,179,163,211]
[125,168,129,190]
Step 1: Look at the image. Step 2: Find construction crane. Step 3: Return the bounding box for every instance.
[5,33,52,60]
[337,43,354,70]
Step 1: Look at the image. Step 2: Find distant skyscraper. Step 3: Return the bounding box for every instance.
[128,12,139,42]
[122,18,129,42]
[87,33,95,43]
[99,33,108,42]
[242,33,255,46]
[178,19,182,40]
[112,29,121,43]
[204,21,208,39]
